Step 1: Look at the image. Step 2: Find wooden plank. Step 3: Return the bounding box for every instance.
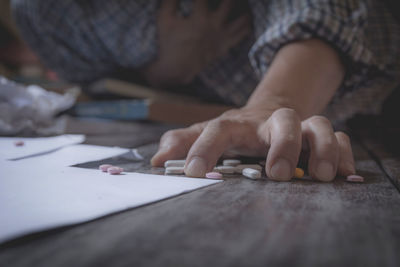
[347,115,400,192]
[64,117,173,147]
[0,136,399,267]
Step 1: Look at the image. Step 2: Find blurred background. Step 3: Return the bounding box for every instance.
[0,0,69,89]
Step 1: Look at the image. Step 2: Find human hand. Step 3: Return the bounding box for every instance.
[141,0,252,87]
[151,107,355,182]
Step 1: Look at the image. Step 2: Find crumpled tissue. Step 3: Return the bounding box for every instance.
[0,76,78,136]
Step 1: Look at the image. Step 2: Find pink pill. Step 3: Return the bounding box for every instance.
[346,175,364,183]
[99,164,113,172]
[107,166,124,175]
[14,141,24,147]
[205,172,223,179]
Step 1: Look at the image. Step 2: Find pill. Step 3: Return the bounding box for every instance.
[242,168,261,180]
[164,160,186,168]
[294,168,305,179]
[235,164,262,173]
[222,159,241,167]
[205,172,223,179]
[165,166,185,175]
[14,140,24,146]
[215,165,236,174]
[346,174,364,183]
[99,164,113,172]
[107,166,124,175]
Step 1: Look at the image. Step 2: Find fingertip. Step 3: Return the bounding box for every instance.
[313,160,336,182]
[267,158,293,181]
[150,152,165,167]
[184,156,208,177]
[339,161,356,177]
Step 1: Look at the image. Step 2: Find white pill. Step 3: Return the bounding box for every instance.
[164,160,186,168]
[242,168,261,180]
[215,165,236,174]
[165,166,185,175]
[222,159,241,167]
[235,164,262,173]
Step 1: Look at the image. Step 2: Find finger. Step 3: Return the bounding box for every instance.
[215,0,233,24]
[193,0,208,16]
[302,116,339,182]
[159,0,179,18]
[260,108,302,181]
[151,123,205,167]
[335,131,356,176]
[184,119,233,177]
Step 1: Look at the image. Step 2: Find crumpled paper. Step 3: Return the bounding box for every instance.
[0,76,79,136]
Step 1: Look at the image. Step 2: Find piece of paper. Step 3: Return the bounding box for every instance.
[0,134,85,160]
[15,144,131,167]
[0,142,221,243]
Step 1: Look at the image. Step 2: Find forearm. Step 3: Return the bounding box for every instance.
[245,39,345,119]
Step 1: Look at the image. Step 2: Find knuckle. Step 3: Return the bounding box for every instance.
[307,115,331,127]
[279,133,299,147]
[335,131,351,143]
[272,107,297,118]
[209,118,236,131]
[161,129,184,142]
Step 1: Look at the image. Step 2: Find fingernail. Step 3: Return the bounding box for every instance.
[150,147,169,166]
[270,158,292,180]
[316,160,335,181]
[185,157,207,177]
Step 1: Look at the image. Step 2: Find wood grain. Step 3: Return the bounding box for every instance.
[1,117,399,267]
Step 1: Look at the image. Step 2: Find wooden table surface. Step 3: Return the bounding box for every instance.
[1,117,399,267]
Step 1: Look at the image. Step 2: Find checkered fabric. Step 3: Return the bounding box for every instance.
[11,0,400,120]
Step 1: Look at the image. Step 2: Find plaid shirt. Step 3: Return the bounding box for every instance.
[12,0,400,120]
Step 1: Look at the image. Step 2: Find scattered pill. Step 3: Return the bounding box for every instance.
[242,168,261,180]
[222,159,241,167]
[235,164,262,173]
[294,168,305,179]
[215,165,236,174]
[346,174,364,183]
[205,172,223,179]
[107,166,124,175]
[164,160,186,168]
[14,141,24,146]
[99,164,113,172]
[165,166,185,175]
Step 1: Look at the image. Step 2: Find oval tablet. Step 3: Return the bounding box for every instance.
[242,168,261,180]
[14,140,24,147]
[222,159,241,167]
[235,164,262,173]
[294,168,305,179]
[99,164,113,172]
[164,160,186,168]
[165,166,185,175]
[346,174,364,183]
[215,166,236,174]
[205,172,223,179]
[107,166,124,175]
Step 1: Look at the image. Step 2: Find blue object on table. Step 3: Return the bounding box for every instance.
[72,100,149,120]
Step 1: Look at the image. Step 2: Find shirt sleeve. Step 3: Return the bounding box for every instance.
[247,0,400,120]
[11,0,159,83]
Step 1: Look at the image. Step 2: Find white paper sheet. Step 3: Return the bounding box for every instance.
[0,134,85,160]
[15,144,131,167]
[0,141,221,243]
